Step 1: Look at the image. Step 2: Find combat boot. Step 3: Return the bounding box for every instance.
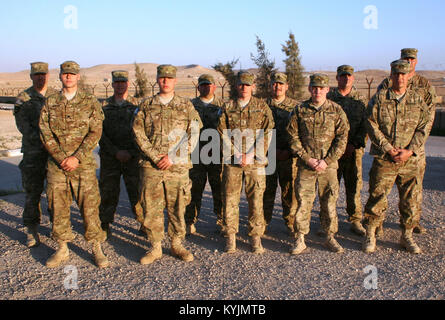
[363,225,377,253]
[350,221,366,237]
[250,236,265,254]
[413,224,426,234]
[25,224,40,248]
[46,241,69,268]
[225,234,236,253]
[92,240,109,268]
[186,224,196,235]
[171,237,194,262]
[140,242,163,265]
[290,233,306,255]
[324,233,344,253]
[400,228,421,254]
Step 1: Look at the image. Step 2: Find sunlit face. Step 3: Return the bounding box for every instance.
[236,83,255,100]
[403,57,417,73]
[198,83,216,98]
[308,85,330,104]
[336,74,354,90]
[59,73,80,89]
[112,80,129,96]
[30,73,49,91]
[271,82,288,99]
[390,72,409,92]
[157,77,177,94]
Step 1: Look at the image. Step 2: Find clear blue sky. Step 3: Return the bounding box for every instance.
[2,0,445,72]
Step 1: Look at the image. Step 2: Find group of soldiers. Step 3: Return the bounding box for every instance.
[12,47,436,269]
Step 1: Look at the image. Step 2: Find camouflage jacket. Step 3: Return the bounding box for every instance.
[132,94,203,170]
[217,96,275,166]
[14,86,57,153]
[287,99,349,169]
[327,86,367,149]
[366,88,429,159]
[39,90,104,170]
[99,95,139,158]
[267,96,298,151]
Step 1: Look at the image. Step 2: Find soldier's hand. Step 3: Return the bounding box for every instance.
[307,158,320,170]
[241,153,255,167]
[393,149,413,163]
[157,154,173,170]
[315,160,328,172]
[61,156,79,172]
[116,150,132,163]
[388,148,399,161]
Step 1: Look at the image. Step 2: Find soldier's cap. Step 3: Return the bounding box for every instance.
[157,64,177,78]
[198,74,215,85]
[60,61,80,74]
[112,70,129,82]
[271,72,287,84]
[337,65,354,76]
[391,59,411,74]
[309,73,329,87]
[30,62,49,75]
[237,71,255,85]
[401,48,418,59]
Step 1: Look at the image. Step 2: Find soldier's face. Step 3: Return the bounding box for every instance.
[198,83,216,97]
[236,83,255,100]
[336,74,354,89]
[60,73,80,89]
[309,86,329,104]
[403,57,417,72]
[112,81,129,95]
[271,82,288,99]
[391,72,409,91]
[157,77,177,94]
[31,73,49,90]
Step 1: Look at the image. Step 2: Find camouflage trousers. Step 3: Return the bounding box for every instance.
[221,164,266,237]
[294,166,339,235]
[263,157,298,229]
[337,148,364,222]
[139,167,191,243]
[19,151,51,227]
[414,154,426,222]
[364,157,419,229]
[46,164,106,243]
[185,163,222,227]
[99,154,143,225]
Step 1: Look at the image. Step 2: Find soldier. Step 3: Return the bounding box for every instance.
[376,49,437,235]
[287,74,349,255]
[363,60,429,254]
[98,70,144,239]
[327,65,367,236]
[132,64,202,265]
[39,61,109,268]
[217,71,275,254]
[14,62,57,247]
[185,74,224,235]
[263,72,299,234]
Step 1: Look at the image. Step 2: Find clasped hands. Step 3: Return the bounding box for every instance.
[388,148,413,163]
[307,158,328,172]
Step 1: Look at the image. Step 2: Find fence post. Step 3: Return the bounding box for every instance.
[192,81,198,98]
[366,77,374,101]
[218,81,227,100]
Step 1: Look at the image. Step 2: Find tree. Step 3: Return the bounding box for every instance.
[212,58,239,100]
[282,31,305,100]
[134,62,149,98]
[250,35,276,98]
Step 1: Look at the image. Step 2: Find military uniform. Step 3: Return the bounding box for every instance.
[185,74,224,230]
[98,71,143,231]
[14,63,56,231]
[217,72,275,244]
[327,65,367,225]
[39,61,106,244]
[263,72,299,232]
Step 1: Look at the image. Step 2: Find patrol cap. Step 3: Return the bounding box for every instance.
[271,72,287,84]
[401,48,418,59]
[198,74,215,85]
[391,59,411,74]
[30,62,49,75]
[112,70,129,82]
[60,61,80,74]
[237,71,255,85]
[157,64,177,78]
[337,65,354,76]
[309,73,329,87]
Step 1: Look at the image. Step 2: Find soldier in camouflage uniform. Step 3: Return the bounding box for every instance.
[375,49,437,236]
[133,65,202,265]
[327,65,367,236]
[185,74,224,235]
[217,71,275,254]
[363,60,429,254]
[287,74,349,255]
[14,62,56,248]
[39,61,109,268]
[99,70,144,239]
[263,72,299,234]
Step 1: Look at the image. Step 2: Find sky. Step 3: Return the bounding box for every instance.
[2,0,445,73]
